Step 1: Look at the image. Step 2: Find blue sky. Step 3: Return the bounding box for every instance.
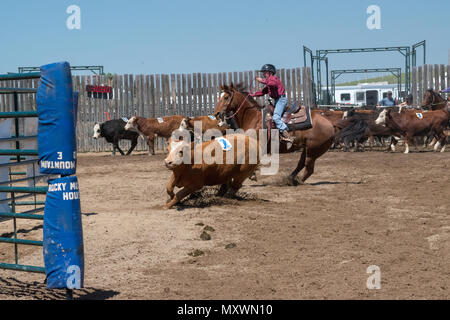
[0,0,448,82]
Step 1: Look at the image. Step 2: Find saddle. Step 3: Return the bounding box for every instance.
[266,101,312,131]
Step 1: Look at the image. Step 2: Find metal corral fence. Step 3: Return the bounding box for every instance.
[0,72,49,273]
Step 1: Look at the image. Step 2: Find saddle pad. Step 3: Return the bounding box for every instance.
[416,113,423,119]
[157,117,164,123]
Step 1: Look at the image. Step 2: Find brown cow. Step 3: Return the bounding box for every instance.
[375,109,448,153]
[125,115,184,155]
[163,133,260,209]
[317,109,344,126]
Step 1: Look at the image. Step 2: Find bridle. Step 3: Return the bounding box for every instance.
[220,80,263,120]
[225,90,253,120]
[421,90,447,109]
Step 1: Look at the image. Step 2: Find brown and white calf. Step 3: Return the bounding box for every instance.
[163,133,260,209]
[375,108,448,153]
[179,115,229,142]
[125,115,185,154]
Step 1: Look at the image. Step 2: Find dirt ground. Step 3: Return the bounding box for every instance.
[0,146,449,300]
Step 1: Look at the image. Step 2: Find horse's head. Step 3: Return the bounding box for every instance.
[421,89,434,108]
[214,83,239,120]
[421,89,446,110]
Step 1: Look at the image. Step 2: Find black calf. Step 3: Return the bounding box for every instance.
[93,119,139,155]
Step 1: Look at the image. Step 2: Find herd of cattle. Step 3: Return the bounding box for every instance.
[91,88,449,208]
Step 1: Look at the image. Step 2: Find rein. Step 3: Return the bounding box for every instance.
[225,91,252,120]
[225,79,262,120]
[422,91,447,109]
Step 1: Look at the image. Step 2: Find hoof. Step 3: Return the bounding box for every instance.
[287,176,300,186]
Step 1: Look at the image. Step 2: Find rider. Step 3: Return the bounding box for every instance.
[377,91,396,107]
[251,64,294,144]
[398,94,415,111]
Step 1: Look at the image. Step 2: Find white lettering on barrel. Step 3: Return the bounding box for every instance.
[70,182,79,191]
[48,183,67,192]
[63,192,80,201]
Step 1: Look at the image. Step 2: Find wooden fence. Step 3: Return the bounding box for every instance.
[411,64,450,106]
[2,64,447,153]
[0,67,313,153]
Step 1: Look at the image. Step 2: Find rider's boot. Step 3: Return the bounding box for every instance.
[281,130,294,149]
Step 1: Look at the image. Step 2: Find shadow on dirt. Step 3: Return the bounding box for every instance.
[0,224,43,239]
[0,277,120,300]
[309,180,366,186]
[175,187,268,210]
[251,175,367,187]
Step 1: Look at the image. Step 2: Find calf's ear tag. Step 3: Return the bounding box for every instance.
[157,117,164,123]
[208,115,216,120]
[416,113,423,119]
[217,137,232,151]
[122,117,129,122]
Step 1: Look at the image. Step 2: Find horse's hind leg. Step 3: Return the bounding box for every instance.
[300,156,316,183]
[300,140,333,183]
[288,148,306,186]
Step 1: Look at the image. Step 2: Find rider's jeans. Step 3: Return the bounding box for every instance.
[273,95,288,132]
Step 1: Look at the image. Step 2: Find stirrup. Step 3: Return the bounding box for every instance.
[281,138,293,150]
[280,131,293,143]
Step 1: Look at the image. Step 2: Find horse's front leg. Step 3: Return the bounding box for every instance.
[288,148,306,186]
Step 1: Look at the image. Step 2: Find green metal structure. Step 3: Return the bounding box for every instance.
[331,68,402,104]
[303,41,426,105]
[303,46,329,105]
[412,41,426,68]
[0,71,51,274]
[18,65,104,75]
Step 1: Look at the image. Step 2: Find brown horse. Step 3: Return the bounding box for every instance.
[214,83,335,185]
[421,89,450,146]
[421,89,449,111]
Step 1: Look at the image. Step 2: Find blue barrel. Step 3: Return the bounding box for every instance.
[43,175,84,289]
[37,62,77,176]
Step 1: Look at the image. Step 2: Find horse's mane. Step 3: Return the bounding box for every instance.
[232,82,262,108]
[427,88,444,100]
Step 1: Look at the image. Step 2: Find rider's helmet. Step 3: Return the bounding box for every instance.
[259,64,277,75]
